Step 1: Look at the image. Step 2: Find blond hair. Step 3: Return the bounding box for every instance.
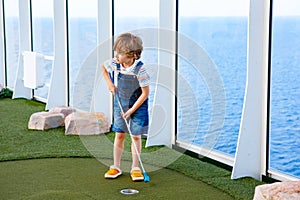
[113,33,143,59]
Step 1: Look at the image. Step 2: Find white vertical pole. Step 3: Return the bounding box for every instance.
[46,0,68,110]
[146,0,176,147]
[92,0,113,123]
[98,0,112,44]
[12,0,32,99]
[0,0,5,88]
[232,0,270,180]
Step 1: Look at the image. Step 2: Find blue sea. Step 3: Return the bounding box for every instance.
[6,16,300,178]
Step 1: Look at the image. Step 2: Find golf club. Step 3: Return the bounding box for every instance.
[115,92,150,183]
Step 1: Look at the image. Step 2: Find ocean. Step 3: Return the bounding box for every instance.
[5,16,300,178]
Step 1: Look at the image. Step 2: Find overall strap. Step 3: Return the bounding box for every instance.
[116,63,121,71]
[133,61,143,75]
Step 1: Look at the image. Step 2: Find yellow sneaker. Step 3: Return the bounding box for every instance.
[130,167,144,182]
[104,165,122,179]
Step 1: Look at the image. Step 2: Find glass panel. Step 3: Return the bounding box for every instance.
[114,0,159,71]
[114,0,159,113]
[32,0,54,99]
[68,0,98,109]
[4,0,19,89]
[270,0,300,178]
[114,0,158,34]
[177,0,249,156]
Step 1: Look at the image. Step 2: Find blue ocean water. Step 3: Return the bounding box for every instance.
[177,17,247,156]
[269,17,300,177]
[6,16,300,178]
[177,17,300,178]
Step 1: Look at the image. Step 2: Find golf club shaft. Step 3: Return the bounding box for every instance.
[115,94,147,174]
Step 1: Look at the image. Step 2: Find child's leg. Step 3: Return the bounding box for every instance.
[131,135,142,168]
[114,132,126,168]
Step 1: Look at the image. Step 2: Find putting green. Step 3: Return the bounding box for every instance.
[0,158,233,200]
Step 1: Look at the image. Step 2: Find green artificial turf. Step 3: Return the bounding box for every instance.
[0,99,91,161]
[0,98,264,199]
[0,158,233,200]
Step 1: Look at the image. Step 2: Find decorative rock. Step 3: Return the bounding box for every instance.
[65,112,110,135]
[49,106,76,118]
[254,181,300,200]
[28,111,65,130]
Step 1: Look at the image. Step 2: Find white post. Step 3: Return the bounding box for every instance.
[232,0,270,180]
[12,0,32,99]
[146,0,176,147]
[46,0,68,110]
[0,0,5,88]
[91,0,113,123]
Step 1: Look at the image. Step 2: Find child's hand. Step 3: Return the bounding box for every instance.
[122,108,133,119]
[108,83,117,95]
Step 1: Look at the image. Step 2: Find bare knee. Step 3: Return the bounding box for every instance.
[131,135,141,142]
[115,132,126,141]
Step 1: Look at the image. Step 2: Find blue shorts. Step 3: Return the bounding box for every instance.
[112,98,149,135]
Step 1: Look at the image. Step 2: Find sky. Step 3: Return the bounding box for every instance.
[4,0,300,17]
[274,0,300,16]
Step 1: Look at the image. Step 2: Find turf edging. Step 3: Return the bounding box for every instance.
[167,155,263,200]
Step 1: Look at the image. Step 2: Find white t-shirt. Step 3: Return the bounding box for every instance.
[103,58,150,87]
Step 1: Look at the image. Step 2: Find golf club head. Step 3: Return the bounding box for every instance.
[143,172,150,182]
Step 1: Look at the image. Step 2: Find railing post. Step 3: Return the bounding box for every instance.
[232,0,271,180]
[12,0,32,99]
[46,0,68,110]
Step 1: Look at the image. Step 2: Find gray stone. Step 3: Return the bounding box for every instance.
[65,112,110,135]
[28,111,65,130]
[254,181,300,200]
[49,106,76,118]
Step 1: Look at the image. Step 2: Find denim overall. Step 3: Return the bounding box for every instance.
[112,61,149,135]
